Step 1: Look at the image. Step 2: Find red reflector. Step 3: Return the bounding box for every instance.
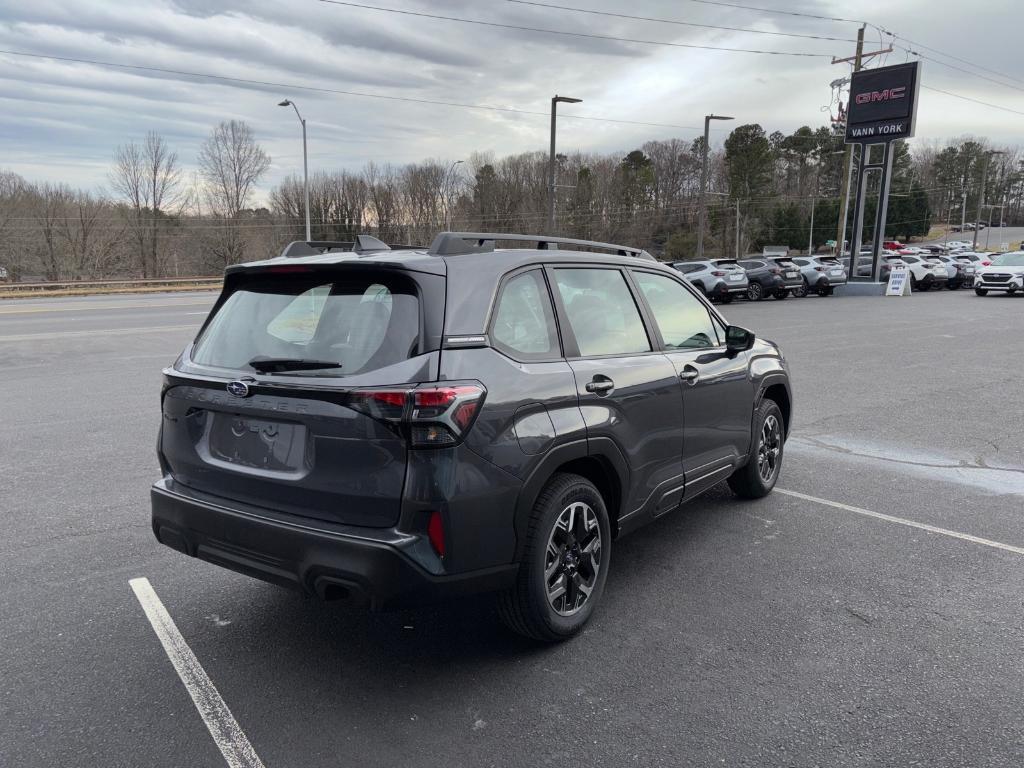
[427,511,446,557]
[451,401,480,430]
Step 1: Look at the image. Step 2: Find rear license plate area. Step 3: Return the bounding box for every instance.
[208,413,308,472]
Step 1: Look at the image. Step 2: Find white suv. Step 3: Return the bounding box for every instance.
[975,251,1024,296]
[887,254,948,291]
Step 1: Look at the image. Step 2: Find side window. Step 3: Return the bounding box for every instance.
[632,271,720,350]
[490,270,559,359]
[554,268,651,357]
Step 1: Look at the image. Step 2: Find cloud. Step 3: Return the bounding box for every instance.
[0,0,1020,198]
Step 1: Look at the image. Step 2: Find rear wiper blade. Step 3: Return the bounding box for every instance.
[248,357,343,373]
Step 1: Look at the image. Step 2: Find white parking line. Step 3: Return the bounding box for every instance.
[776,488,1024,556]
[129,578,266,768]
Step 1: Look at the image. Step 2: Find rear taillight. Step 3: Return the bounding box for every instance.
[711,270,726,277]
[345,384,485,448]
[412,385,484,446]
[770,268,782,275]
[814,266,826,272]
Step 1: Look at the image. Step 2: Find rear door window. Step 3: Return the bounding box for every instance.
[490,270,559,359]
[553,268,651,357]
[192,274,419,375]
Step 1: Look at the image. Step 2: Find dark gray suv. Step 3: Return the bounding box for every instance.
[151,232,792,641]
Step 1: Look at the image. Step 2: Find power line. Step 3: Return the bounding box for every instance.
[318,1,836,57]
[897,47,1024,96]
[880,31,1024,87]
[921,85,1024,117]
[674,0,867,25]
[0,48,701,131]
[505,0,858,43]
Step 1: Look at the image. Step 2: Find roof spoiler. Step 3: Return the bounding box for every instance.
[281,235,391,258]
[428,231,655,261]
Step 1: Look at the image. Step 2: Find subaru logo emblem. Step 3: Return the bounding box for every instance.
[226,380,251,398]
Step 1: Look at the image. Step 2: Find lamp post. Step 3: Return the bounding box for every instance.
[707,191,739,258]
[973,150,1005,251]
[696,114,734,259]
[278,99,311,242]
[548,95,582,232]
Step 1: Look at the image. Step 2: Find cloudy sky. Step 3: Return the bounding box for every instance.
[1,0,1021,200]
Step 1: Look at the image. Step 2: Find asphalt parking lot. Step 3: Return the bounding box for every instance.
[1,289,1022,767]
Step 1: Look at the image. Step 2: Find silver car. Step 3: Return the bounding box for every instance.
[790,256,848,297]
[671,259,749,303]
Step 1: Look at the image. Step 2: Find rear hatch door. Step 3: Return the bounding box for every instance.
[159,266,442,528]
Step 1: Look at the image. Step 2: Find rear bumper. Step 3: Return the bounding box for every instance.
[150,479,518,610]
[710,280,748,296]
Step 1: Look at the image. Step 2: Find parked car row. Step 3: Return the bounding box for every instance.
[671,255,846,302]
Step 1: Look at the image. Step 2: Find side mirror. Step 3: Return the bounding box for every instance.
[725,325,755,354]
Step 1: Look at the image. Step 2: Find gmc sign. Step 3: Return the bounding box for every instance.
[845,62,920,143]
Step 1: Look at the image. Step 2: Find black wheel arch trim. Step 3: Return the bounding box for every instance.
[512,437,630,559]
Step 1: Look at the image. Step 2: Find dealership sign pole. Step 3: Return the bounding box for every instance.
[844,61,922,282]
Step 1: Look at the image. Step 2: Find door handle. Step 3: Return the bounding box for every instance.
[679,366,699,385]
[585,378,615,395]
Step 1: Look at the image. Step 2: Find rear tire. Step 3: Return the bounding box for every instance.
[792,280,808,298]
[728,399,784,499]
[497,473,611,642]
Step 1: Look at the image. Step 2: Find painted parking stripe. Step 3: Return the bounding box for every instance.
[0,325,196,342]
[776,488,1024,556]
[129,578,266,768]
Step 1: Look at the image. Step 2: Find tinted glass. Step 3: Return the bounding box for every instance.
[491,270,559,358]
[554,268,650,357]
[633,271,719,349]
[739,260,762,269]
[193,276,418,375]
[993,252,1024,266]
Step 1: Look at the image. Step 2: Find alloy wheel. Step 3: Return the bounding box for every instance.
[544,502,602,617]
[757,414,782,483]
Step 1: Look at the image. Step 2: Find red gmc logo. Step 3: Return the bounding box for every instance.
[855,86,907,105]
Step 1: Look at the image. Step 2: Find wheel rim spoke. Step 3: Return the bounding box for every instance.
[544,500,602,617]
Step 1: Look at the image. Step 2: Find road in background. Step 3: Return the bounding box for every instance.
[1,289,1022,768]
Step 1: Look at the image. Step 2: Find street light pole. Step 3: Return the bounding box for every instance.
[278,99,310,242]
[696,114,734,259]
[548,95,582,233]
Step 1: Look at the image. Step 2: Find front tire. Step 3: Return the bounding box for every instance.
[719,293,733,304]
[728,399,784,499]
[498,473,611,642]
[747,282,764,301]
[792,280,808,298]
[773,289,789,300]
[975,288,988,296]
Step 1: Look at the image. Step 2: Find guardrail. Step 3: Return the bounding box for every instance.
[0,276,223,298]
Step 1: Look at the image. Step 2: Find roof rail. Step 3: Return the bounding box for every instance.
[427,232,656,261]
[281,235,391,258]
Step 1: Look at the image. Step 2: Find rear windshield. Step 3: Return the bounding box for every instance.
[772,259,798,268]
[192,275,419,375]
[818,258,841,266]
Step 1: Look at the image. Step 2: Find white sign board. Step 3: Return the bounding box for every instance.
[886,264,911,296]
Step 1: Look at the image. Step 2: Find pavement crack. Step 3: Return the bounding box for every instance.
[844,607,873,625]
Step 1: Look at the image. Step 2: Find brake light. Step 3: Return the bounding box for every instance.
[346,384,485,448]
[427,511,446,558]
[711,270,726,277]
[770,267,782,275]
[814,266,826,272]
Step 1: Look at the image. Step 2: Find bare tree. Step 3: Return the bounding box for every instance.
[197,120,270,266]
[109,131,181,276]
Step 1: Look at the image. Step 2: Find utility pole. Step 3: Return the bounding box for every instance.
[696,114,734,259]
[960,189,968,234]
[548,95,581,233]
[735,199,741,259]
[833,26,864,259]
[974,151,1005,250]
